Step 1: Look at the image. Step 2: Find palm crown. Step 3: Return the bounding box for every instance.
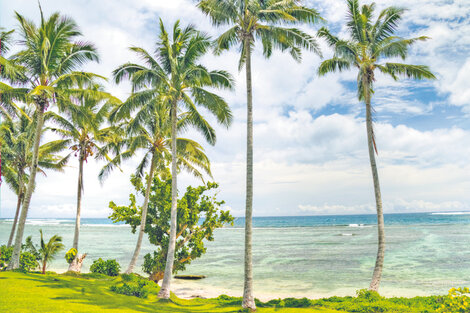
[0,110,69,195]
[197,0,323,69]
[104,100,211,183]
[112,19,234,144]
[49,85,116,167]
[318,0,436,101]
[0,9,117,114]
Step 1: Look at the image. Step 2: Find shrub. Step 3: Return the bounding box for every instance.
[19,252,38,272]
[104,259,120,276]
[65,248,77,264]
[0,245,13,269]
[90,258,106,274]
[110,274,156,298]
[356,289,383,302]
[110,282,150,298]
[90,258,121,276]
[438,287,470,313]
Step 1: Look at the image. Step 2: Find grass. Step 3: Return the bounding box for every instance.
[0,271,341,313]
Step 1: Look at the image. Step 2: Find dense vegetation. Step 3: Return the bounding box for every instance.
[1,272,468,313]
[109,174,233,282]
[0,0,454,311]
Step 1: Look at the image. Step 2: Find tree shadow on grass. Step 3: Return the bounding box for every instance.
[22,273,243,313]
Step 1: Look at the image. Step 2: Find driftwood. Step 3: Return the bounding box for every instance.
[67,253,87,273]
[174,275,206,280]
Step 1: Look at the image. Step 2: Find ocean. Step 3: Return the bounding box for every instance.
[2,212,470,299]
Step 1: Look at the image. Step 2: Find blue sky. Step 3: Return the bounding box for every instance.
[0,0,469,218]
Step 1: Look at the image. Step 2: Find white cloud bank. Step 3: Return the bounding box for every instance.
[0,0,469,218]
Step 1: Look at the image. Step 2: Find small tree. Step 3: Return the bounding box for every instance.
[38,230,65,274]
[109,174,233,282]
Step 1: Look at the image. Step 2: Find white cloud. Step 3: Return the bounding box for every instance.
[1,0,469,218]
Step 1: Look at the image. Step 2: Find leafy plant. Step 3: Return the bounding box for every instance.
[65,248,77,264]
[438,287,470,313]
[90,258,121,276]
[19,252,38,273]
[110,273,157,298]
[1,241,41,272]
[38,230,65,274]
[109,174,233,282]
[0,245,13,270]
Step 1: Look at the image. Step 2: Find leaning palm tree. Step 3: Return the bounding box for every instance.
[48,86,118,271]
[1,8,116,270]
[38,229,65,274]
[113,19,233,298]
[103,98,212,274]
[318,0,435,291]
[197,0,322,309]
[1,108,69,247]
[0,29,30,119]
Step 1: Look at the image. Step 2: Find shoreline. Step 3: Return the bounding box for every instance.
[49,268,442,301]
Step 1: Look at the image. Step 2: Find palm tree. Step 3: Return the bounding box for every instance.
[103,98,212,274]
[38,229,65,274]
[196,0,322,309]
[0,28,29,118]
[318,0,435,291]
[113,19,233,298]
[48,86,118,270]
[1,7,116,270]
[0,108,69,247]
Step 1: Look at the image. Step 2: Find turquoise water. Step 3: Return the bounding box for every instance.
[2,213,470,298]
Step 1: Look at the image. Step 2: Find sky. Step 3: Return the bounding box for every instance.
[0,0,469,218]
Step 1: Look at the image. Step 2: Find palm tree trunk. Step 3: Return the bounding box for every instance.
[69,152,84,272]
[125,151,157,274]
[72,152,84,251]
[242,39,256,311]
[7,175,23,247]
[364,78,385,291]
[158,100,178,299]
[7,106,45,270]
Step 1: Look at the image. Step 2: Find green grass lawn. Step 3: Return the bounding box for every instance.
[0,271,341,313]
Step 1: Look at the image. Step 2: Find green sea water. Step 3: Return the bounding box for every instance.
[1,213,470,298]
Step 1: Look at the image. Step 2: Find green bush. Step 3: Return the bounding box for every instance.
[65,248,77,264]
[110,282,150,298]
[110,274,157,298]
[438,287,470,313]
[104,259,120,276]
[19,252,38,273]
[0,245,13,269]
[1,244,40,272]
[90,258,120,276]
[312,290,442,313]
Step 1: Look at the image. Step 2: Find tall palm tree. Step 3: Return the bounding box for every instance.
[38,229,65,274]
[103,99,212,274]
[1,8,116,270]
[0,28,29,119]
[1,109,69,247]
[318,0,435,291]
[113,19,233,298]
[196,0,322,309]
[48,86,118,270]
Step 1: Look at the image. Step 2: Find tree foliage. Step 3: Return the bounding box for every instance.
[109,173,233,282]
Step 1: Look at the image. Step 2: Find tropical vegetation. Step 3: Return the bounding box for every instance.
[0,108,69,247]
[317,0,435,291]
[1,8,117,271]
[109,174,233,282]
[196,0,322,309]
[0,0,447,312]
[48,83,119,271]
[112,19,233,299]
